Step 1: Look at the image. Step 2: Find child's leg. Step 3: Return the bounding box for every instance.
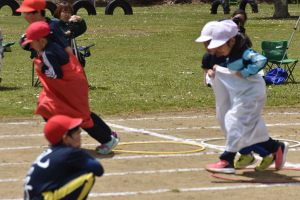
[235,144,270,169]
[256,138,279,153]
[206,151,236,174]
[219,151,236,166]
[239,144,270,157]
[83,112,119,155]
[256,138,289,170]
[83,112,113,144]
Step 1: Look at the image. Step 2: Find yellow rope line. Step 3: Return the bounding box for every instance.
[113,141,205,154]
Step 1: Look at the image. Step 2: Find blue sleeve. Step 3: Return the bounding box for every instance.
[86,159,104,176]
[68,149,104,176]
[239,49,267,78]
[42,43,69,79]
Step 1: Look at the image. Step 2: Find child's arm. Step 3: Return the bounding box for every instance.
[227,49,267,78]
[41,44,69,79]
[239,49,267,78]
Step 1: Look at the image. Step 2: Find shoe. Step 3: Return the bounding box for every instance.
[206,160,235,174]
[96,131,119,155]
[255,154,274,171]
[235,153,256,169]
[275,141,289,170]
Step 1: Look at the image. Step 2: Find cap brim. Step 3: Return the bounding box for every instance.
[16,6,36,13]
[207,40,227,49]
[21,39,33,46]
[195,35,211,43]
[68,118,83,130]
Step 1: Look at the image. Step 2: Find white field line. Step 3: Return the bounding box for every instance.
[145,122,300,131]
[1,111,300,126]
[106,112,300,122]
[107,123,191,143]
[0,152,218,167]
[2,182,300,200]
[0,168,206,183]
[1,122,300,138]
[1,161,300,183]
[88,183,300,198]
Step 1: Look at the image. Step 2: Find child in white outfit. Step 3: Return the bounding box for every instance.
[196,20,289,174]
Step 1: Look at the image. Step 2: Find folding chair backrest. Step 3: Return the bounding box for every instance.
[261,40,288,61]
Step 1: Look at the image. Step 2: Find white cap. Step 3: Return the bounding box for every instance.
[195,21,218,43]
[207,20,238,49]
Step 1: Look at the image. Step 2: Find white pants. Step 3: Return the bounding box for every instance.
[212,66,269,152]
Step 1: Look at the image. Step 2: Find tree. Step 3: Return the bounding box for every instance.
[273,0,290,18]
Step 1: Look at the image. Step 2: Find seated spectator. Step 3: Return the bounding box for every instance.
[53,1,87,66]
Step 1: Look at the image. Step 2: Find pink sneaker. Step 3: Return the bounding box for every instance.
[206,160,235,174]
[275,141,289,170]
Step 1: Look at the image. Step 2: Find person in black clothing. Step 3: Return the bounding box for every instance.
[231,9,252,48]
[53,1,87,45]
[24,115,104,199]
[53,1,88,67]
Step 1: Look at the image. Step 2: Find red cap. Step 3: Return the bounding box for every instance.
[22,21,50,45]
[44,115,82,145]
[16,0,46,12]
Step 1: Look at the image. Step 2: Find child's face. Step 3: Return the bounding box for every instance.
[203,41,215,55]
[64,129,82,148]
[212,38,235,57]
[30,39,44,51]
[23,11,40,24]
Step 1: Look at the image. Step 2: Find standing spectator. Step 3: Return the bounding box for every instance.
[24,115,104,199]
[21,21,119,154]
[53,1,87,45]
[53,1,87,67]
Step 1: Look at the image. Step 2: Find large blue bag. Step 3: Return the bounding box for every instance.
[264,67,288,85]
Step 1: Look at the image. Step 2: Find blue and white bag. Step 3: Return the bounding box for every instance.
[264,67,288,85]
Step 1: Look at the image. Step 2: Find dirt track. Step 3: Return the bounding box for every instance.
[0,108,300,199]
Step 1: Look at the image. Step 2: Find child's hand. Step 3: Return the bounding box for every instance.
[206,68,215,78]
[235,71,243,78]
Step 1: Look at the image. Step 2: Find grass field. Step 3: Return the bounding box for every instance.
[0,3,300,118]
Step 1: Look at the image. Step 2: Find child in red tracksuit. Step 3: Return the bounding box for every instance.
[22,21,118,154]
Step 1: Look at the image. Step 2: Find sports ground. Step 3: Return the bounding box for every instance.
[0,108,300,200]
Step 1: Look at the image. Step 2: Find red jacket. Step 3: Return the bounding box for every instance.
[34,52,93,128]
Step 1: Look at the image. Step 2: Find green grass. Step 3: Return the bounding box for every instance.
[0,3,300,117]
